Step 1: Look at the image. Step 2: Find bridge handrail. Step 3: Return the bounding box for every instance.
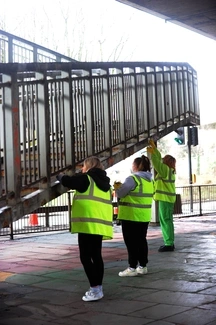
[0,29,77,63]
[0,60,200,226]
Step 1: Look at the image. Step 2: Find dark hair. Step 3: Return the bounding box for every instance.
[133,155,151,172]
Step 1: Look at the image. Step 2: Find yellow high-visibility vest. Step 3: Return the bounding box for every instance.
[72,176,113,240]
[118,175,154,222]
[154,168,176,203]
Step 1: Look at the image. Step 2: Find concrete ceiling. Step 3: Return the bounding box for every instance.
[116,0,216,41]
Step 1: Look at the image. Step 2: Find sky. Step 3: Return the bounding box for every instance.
[1,0,216,125]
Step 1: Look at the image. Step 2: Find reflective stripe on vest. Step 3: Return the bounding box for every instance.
[72,217,112,226]
[118,175,153,222]
[72,176,113,239]
[75,179,112,204]
[155,169,175,184]
[154,168,176,201]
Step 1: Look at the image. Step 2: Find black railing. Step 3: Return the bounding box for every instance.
[174,184,216,217]
[0,29,77,63]
[0,61,200,226]
[0,28,200,228]
[1,184,215,239]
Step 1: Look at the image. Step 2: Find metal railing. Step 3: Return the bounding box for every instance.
[0,191,73,239]
[174,184,216,217]
[0,29,200,227]
[0,29,76,63]
[0,61,200,223]
[1,184,215,239]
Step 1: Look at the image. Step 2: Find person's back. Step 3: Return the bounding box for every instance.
[147,139,176,252]
[57,156,113,301]
[72,170,113,239]
[118,172,153,222]
[114,155,154,277]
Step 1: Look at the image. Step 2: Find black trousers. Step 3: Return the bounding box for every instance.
[121,220,149,269]
[78,233,104,287]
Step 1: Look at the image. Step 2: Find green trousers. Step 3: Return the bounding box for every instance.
[159,201,175,246]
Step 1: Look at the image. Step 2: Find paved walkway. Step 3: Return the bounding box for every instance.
[1,216,216,325]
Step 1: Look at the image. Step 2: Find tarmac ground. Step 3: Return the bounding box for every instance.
[1,215,216,325]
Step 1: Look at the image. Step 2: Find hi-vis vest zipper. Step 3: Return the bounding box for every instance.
[71,175,113,240]
[118,175,154,222]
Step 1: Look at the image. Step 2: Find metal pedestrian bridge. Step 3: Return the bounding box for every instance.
[0,30,200,228]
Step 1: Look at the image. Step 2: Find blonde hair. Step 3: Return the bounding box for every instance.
[84,156,104,171]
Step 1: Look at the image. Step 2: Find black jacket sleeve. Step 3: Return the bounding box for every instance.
[57,173,90,193]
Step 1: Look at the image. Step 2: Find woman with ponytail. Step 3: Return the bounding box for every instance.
[114,155,154,277]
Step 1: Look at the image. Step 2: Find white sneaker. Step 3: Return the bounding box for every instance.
[118,267,138,277]
[82,289,104,302]
[85,286,102,296]
[136,266,148,275]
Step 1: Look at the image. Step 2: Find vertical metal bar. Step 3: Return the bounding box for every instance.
[143,67,151,137]
[170,68,179,118]
[177,67,184,116]
[154,66,160,131]
[129,69,137,139]
[36,71,51,186]
[116,69,125,143]
[9,214,14,240]
[187,128,193,212]
[109,75,118,146]
[45,210,49,227]
[198,185,202,216]
[8,37,13,62]
[92,77,98,152]
[73,79,79,160]
[162,67,169,123]
[134,70,141,137]
[31,82,37,182]
[102,70,111,153]
[54,81,59,171]
[3,72,21,202]
[50,82,55,172]
[183,67,189,114]
[68,191,71,232]
[26,83,31,184]
[58,79,64,169]
[84,71,94,157]
[147,67,157,131]
[187,68,193,114]
[33,47,37,62]
[62,70,74,168]
[191,69,199,118]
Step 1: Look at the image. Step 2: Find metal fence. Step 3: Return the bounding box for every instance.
[1,184,216,239]
[174,184,216,217]
[0,191,73,239]
[0,29,76,63]
[0,61,200,225]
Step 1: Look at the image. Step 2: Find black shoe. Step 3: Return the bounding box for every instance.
[158,245,175,252]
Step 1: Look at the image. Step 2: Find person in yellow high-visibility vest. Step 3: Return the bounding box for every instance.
[56,156,113,302]
[114,155,154,277]
[147,139,176,252]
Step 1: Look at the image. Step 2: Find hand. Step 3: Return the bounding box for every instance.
[146,146,154,154]
[56,173,64,182]
[113,181,122,190]
[148,138,156,148]
[147,138,156,154]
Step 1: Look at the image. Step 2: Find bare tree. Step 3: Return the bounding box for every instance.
[0,0,136,62]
